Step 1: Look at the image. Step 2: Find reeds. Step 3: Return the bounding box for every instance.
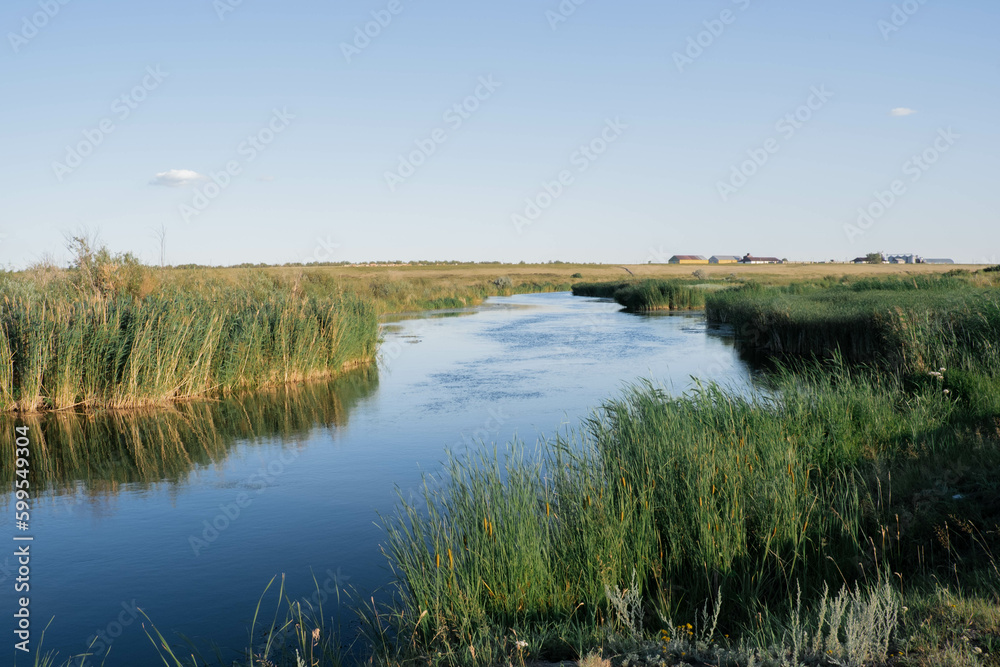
[376,359,970,662]
[572,279,706,311]
[704,276,1000,374]
[0,277,379,412]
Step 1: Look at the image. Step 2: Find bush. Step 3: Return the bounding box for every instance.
[491,275,513,290]
[67,236,155,299]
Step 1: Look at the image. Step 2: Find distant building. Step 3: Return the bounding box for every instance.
[851,257,868,264]
[668,255,708,265]
[739,254,782,264]
[887,254,919,264]
[709,255,741,264]
[922,258,955,264]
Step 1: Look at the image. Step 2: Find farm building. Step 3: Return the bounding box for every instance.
[922,258,955,264]
[739,254,782,264]
[709,255,741,264]
[668,255,709,265]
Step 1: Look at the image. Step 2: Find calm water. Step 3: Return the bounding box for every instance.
[2,292,752,665]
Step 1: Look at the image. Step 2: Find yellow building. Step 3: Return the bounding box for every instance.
[668,255,709,265]
[710,255,740,264]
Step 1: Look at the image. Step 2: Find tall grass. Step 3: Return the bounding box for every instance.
[376,357,983,664]
[704,276,1000,375]
[0,272,378,411]
[572,279,706,311]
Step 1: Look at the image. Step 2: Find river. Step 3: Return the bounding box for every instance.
[2,292,753,665]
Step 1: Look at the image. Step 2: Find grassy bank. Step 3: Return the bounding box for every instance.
[0,270,379,412]
[358,272,1000,667]
[704,273,1000,376]
[373,360,999,666]
[572,279,707,311]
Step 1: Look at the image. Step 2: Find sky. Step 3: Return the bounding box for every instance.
[1,0,997,268]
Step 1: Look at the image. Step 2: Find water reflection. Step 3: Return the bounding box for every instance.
[0,367,378,492]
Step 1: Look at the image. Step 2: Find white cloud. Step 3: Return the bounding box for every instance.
[149,169,204,187]
[890,107,917,117]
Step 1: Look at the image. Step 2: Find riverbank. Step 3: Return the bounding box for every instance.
[0,270,379,412]
[572,279,711,311]
[363,271,1000,667]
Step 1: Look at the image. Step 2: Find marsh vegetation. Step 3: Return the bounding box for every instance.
[12,262,1000,667]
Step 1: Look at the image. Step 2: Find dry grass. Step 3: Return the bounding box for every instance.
[164,262,978,291]
[579,653,612,667]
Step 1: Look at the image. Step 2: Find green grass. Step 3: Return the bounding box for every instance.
[371,359,1000,665]
[572,279,707,311]
[13,267,1000,666]
[0,248,587,413]
[366,273,1000,667]
[0,267,379,411]
[704,275,1000,375]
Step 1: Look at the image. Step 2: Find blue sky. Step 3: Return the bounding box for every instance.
[1,0,997,267]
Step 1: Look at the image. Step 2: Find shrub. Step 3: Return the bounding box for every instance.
[67,236,156,299]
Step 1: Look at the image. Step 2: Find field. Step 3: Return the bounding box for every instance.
[226,260,979,295]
